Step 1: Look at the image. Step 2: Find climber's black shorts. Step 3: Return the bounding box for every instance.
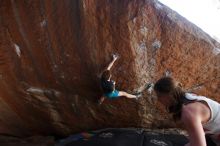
[205,135,217,146]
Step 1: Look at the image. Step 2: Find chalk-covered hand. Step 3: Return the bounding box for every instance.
[112,54,119,61]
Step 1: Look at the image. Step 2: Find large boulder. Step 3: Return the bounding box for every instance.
[0,0,219,137]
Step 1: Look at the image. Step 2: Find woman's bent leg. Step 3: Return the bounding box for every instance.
[118,91,137,99]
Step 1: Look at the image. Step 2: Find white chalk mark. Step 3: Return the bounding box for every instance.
[187,84,204,92]
[26,87,61,97]
[150,58,156,66]
[213,48,220,55]
[27,87,44,96]
[167,13,178,21]
[165,70,172,77]
[14,43,21,57]
[155,2,163,9]
[40,19,47,27]
[49,108,61,122]
[147,83,154,94]
[152,40,162,49]
[139,26,148,36]
[65,54,70,57]
[82,0,86,9]
[132,18,137,23]
[139,42,147,50]
[60,73,65,79]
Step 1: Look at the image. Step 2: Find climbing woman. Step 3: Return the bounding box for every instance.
[153,77,220,146]
[99,54,141,104]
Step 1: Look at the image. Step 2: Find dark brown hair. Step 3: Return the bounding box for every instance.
[101,70,111,81]
[154,77,186,120]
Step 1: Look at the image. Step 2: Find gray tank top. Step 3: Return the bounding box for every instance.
[185,93,220,144]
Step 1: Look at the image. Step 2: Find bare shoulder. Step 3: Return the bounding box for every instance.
[181,103,200,123]
[182,101,211,124]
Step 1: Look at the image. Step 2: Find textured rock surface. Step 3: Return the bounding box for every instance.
[0,0,219,137]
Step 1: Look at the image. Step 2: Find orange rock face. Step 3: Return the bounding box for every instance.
[0,0,219,137]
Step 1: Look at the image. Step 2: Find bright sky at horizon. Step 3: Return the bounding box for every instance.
[158,0,220,42]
